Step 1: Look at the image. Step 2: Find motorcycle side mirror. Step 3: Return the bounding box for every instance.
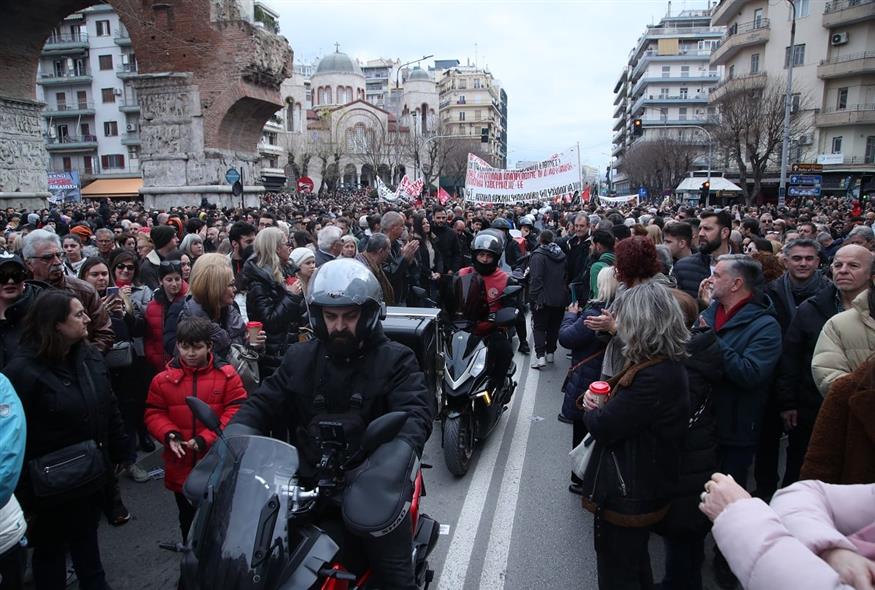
[502,285,522,299]
[186,396,221,433]
[360,411,408,456]
[494,307,518,327]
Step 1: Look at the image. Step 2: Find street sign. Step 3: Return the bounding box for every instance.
[788,185,821,198]
[789,175,822,186]
[791,163,823,173]
[225,167,241,184]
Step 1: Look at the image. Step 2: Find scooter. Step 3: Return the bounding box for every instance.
[166,397,440,590]
[440,280,521,476]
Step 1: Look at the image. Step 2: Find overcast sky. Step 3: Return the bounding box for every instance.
[271,0,713,171]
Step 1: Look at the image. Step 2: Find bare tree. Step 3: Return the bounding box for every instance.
[348,122,412,187]
[619,134,704,196]
[406,119,456,192]
[441,138,492,195]
[711,76,810,204]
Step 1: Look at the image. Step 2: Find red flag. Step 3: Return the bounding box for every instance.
[582,185,591,203]
[437,187,451,206]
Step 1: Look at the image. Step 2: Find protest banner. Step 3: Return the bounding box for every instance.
[464,147,581,205]
[598,194,638,207]
[47,171,81,203]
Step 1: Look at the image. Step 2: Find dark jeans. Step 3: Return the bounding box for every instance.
[593,514,653,590]
[0,541,24,590]
[754,406,817,500]
[30,496,108,590]
[175,492,196,544]
[717,445,756,489]
[753,398,782,499]
[531,305,564,357]
[660,535,706,590]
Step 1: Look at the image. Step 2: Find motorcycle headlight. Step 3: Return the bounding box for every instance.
[470,348,488,378]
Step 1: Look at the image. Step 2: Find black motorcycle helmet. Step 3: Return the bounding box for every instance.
[471,231,503,276]
[307,258,386,354]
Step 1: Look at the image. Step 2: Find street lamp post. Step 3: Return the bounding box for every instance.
[395,54,434,90]
[778,0,797,209]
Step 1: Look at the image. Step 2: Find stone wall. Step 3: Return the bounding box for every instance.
[0,97,51,209]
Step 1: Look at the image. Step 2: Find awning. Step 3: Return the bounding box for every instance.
[80,178,143,198]
[675,177,744,192]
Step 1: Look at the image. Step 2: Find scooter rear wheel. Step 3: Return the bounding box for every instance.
[444,413,474,476]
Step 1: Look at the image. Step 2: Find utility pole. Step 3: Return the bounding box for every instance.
[778,0,797,209]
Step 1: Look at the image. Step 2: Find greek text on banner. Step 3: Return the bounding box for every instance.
[464,147,581,205]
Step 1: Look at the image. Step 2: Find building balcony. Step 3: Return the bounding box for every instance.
[264,117,283,131]
[613,100,627,119]
[631,94,711,114]
[823,0,875,28]
[711,0,748,26]
[116,63,138,79]
[613,126,627,143]
[818,51,875,78]
[613,116,626,131]
[45,135,98,152]
[113,29,131,46]
[257,142,284,156]
[38,72,92,86]
[640,116,715,127]
[709,71,767,102]
[631,73,720,98]
[711,19,770,66]
[43,103,95,118]
[121,132,140,145]
[612,143,626,157]
[631,50,713,80]
[118,99,140,113]
[815,103,875,127]
[613,69,628,94]
[41,32,88,55]
[260,167,285,177]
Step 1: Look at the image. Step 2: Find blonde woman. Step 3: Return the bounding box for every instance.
[243,228,303,375]
[164,253,262,361]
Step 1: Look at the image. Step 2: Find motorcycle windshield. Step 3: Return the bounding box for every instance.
[449,273,485,328]
[446,329,486,381]
[192,436,301,588]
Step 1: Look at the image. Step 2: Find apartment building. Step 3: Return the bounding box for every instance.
[611,10,725,194]
[438,65,507,168]
[710,0,874,196]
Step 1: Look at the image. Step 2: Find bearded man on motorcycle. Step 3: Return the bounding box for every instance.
[229,258,434,590]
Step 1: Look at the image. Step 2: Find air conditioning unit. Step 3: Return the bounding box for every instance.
[126,123,137,132]
[831,32,848,45]
[121,54,129,65]
[798,134,813,145]
[113,88,122,96]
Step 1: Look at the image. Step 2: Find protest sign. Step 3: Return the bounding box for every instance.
[464,147,581,205]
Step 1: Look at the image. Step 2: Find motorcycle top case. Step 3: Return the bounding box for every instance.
[383,307,440,393]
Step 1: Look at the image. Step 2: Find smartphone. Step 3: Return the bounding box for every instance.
[106,286,120,297]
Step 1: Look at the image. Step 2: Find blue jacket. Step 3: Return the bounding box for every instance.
[0,374,25,505]
[701,294,782,447]
[558,303,607,421]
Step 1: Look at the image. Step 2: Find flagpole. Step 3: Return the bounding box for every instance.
[576,142,583,203]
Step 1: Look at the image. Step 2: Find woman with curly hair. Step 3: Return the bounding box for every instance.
[613,236,662,288]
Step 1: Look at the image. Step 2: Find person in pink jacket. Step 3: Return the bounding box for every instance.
[700,473,875,590]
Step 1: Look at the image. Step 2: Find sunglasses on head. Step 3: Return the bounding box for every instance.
[160,261,182,271]
[0,268,27,284]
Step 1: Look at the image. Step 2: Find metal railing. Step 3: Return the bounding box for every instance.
[118,99,140,109]
[45,134,98,144]
[117,63,137,74]
[824,0,874,14]
[820,103,875,114]
[46,102,94,112]
[40,70,91,80]
[722,17,770,43]
[644,25,725,36]
[44,32,88,45]
[820,50,875,65]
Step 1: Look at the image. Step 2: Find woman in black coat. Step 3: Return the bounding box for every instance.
[579,282,690,590]
[4,290,128,590]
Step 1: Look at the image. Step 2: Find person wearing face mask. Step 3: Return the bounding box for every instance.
[229,258,433,590]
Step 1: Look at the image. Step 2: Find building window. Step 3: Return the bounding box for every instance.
[659,87,669,98]
[95,20,110,36]
[80,123,90,136]
[76,90,87,108]
[458,79,467,90]
[98,55,113,70]
[84,156,94,174]
[680,87,688,99]
[100,154,125,169]
[831,136,843,154]
[790,0,810,18]
[459,111,466,121]
[791,93,801,113]
[474,78,482,89]
[728,65,735,79]
[753,8,764,27]
[62,157,72,171]
[661,66,670,78]
[475,110,482,121]
[103,121,118,137]
[837,87,848,111]
[659,108,668,121]
[679,107,688,121]
[750,53,760,74]
[865,136,875,164]
[101,88,115,103]
[784,44,805,68]
[55,92,66,109]
[681,66,690,78]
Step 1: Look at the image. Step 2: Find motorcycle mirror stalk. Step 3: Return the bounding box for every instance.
[185,396,240,462]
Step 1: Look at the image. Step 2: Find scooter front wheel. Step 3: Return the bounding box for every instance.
[443,413,474,476]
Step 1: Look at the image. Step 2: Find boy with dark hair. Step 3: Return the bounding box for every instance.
[144,316,247,544]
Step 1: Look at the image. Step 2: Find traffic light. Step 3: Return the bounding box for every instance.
[632,118,643,137]
[480,127,489,144]
[700,180,710,201]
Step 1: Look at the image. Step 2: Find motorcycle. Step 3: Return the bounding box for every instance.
[439,276,521,476]
[167,397,440,590]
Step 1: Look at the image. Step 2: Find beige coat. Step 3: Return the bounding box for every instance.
[812,289,875,396]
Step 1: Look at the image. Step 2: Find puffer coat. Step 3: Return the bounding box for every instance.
[812,289,875,397]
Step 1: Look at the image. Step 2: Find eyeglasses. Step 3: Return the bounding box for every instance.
[115,263,136,272]
[29,252,61,262]
[0,269,26,283]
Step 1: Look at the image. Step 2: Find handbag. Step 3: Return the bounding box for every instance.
[561,349,605,392]
[28,439,110,501]
[569,434,596,479]
[104,341,133,369]
[228,343,261,392]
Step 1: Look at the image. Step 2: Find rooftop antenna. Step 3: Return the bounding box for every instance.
[474,42,478,67]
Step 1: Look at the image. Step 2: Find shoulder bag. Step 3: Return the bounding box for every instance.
[228,343,261,392]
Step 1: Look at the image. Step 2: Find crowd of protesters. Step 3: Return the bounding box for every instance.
[0,189,873,589]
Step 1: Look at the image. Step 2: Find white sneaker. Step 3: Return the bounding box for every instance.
[546,353,554,364]
[531,356,546,370]
[126,463,151,483]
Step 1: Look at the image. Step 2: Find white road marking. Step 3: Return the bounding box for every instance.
[478,358,540,590]
[434,350,527,590]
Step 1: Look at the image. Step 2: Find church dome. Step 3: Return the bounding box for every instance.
[314,49,363,76]
[407,67,430,81]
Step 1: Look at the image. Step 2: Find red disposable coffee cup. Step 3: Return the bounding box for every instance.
[246,321,263,342]
[589,381,611,408]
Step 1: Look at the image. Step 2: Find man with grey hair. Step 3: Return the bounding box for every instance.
[380,211,418,306]
[845,224,874,251]
[315,225,343,267]
[355,233,395,305]
[94,228,115,261]
[699,253,782,586]
[560,212,590,298]
[22,229,115,352]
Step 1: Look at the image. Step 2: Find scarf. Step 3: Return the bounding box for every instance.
[779,271,825,313]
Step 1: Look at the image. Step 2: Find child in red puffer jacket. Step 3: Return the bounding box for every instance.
[144,315,247,543]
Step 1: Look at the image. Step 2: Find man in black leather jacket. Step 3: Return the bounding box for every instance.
[230,258,433,589]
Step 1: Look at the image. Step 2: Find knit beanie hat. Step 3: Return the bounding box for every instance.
[151,225,177,250]
[70,224,93,241]
[290,247,315,268]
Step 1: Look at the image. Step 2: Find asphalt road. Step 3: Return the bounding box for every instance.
[76,335,734,590]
